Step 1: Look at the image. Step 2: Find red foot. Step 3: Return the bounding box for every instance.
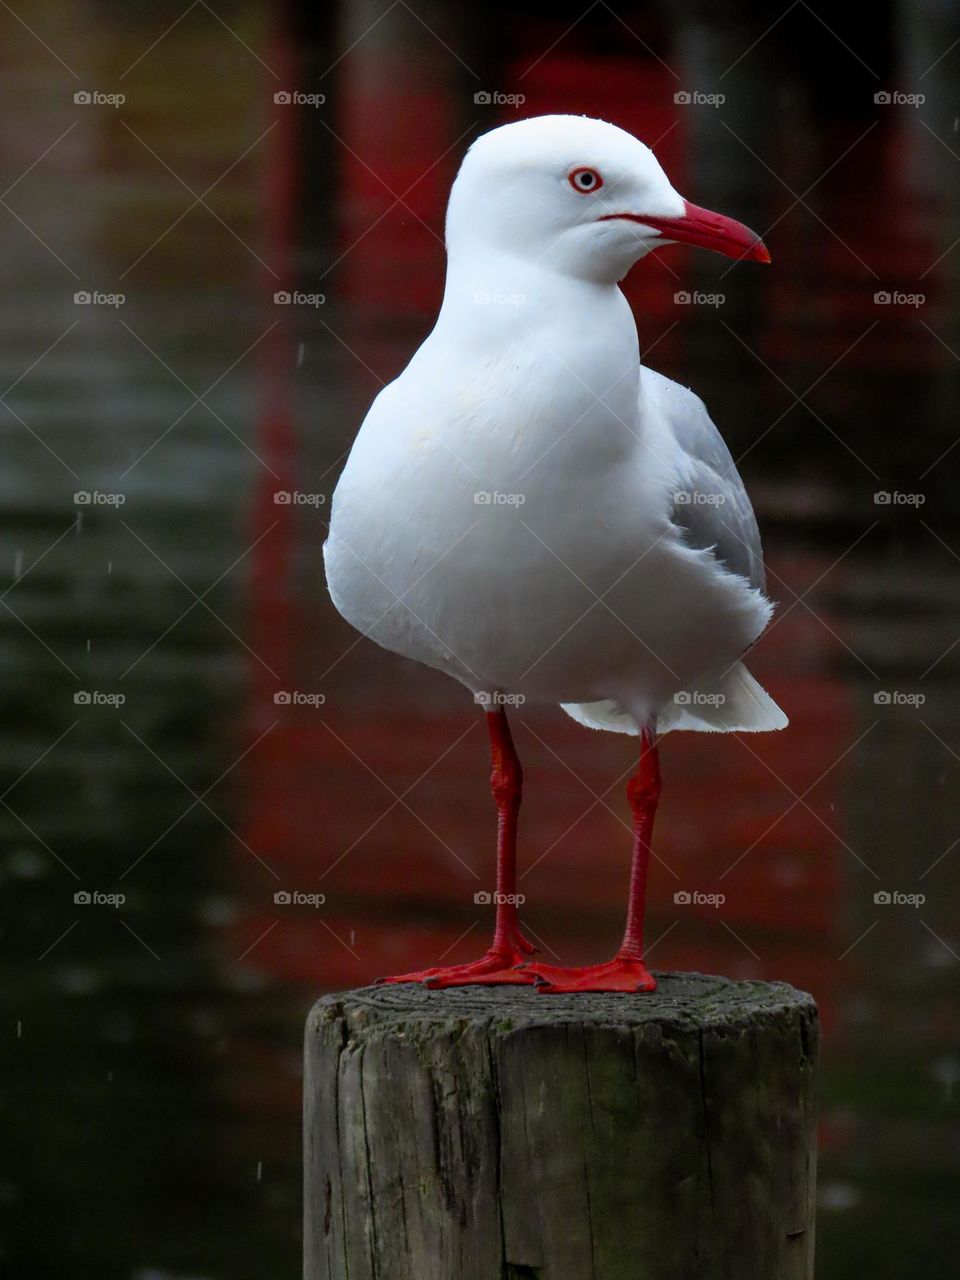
[378,931,537,988]
[528,954,656,994]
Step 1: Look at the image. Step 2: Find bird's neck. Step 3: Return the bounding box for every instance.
[436,250,628,339]
[423,250,644,473]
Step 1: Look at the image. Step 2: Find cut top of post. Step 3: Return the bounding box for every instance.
[308,971,816,1041]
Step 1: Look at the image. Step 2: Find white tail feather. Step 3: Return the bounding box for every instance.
[559,698,640,735]
[560,665,787,736]
[657,664,787,733]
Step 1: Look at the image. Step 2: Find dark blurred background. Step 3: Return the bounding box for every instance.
[1,0,958,1275]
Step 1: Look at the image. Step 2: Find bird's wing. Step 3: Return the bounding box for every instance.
[643,366,765,592]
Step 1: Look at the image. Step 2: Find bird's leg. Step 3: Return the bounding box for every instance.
[378,706,537,986]
[529,730,660,994]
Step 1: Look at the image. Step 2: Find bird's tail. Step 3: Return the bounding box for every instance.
[656,663,788,734]
[560,663,787,736]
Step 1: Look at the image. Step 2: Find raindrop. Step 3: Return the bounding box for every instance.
[13,550,23,578]
[932,1055,960,1099]
[8,848,47,879]
[57,967,101,995]
[818,1181,861,1211]
[199,895,237,926]
[297,342,305,368]
[256,1160,263,1182]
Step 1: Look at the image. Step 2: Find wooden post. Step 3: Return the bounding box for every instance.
[304,973,818,1280]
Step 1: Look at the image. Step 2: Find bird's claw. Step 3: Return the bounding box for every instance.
[378,931,537,987]
[527,955,656,993]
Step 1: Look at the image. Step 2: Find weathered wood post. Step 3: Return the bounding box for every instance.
[304,973,818,1280]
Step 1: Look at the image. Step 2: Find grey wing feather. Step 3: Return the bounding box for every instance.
[650,371,766,592]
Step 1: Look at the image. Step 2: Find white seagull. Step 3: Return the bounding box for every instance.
[324,114,786,993]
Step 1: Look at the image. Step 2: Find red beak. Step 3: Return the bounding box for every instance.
[599,199,770,264]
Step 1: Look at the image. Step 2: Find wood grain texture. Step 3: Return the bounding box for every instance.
[304,973,818,1280]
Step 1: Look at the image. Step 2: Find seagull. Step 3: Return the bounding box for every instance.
[324,114,786,993]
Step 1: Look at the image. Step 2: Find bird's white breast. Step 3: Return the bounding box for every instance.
[325,271,763,711]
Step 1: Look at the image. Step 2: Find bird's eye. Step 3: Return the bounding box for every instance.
[569,166,603,194]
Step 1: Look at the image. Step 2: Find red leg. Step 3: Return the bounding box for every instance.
[530,730,660,993]
[379,706,536,986]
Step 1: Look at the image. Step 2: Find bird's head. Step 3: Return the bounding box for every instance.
[446,114,769,284]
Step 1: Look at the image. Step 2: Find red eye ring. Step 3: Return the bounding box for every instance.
[568,166,603,194]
